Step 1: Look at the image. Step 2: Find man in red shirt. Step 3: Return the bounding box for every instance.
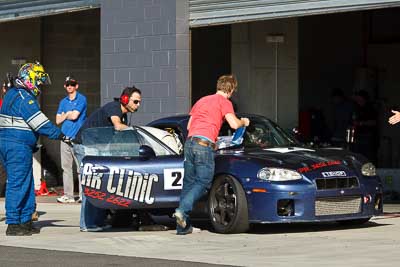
[173,74,250,235]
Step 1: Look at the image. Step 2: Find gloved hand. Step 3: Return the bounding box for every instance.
[59,133,73,147]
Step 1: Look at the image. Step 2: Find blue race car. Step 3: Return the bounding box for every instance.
[80,114,383,234]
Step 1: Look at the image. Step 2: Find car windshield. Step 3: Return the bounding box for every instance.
[80,127,175,157]
[218,116,300,149]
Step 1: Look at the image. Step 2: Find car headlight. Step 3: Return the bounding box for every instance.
[361,162,376,176]
[257,168,302,181]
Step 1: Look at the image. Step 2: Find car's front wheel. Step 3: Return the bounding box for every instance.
[208,175,249,234]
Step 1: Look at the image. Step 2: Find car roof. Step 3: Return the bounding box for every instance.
[148,113,271,125]
[148,114,190,126]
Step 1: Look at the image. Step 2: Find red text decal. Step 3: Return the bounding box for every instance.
[297,160,341,173]
[84,188,132,208]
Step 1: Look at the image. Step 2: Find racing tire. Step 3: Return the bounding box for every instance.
[208,175,249,234]
[0,161,6,197]
[337,217,371,226]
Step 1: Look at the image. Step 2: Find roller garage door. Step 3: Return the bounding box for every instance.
[189,0,400,27]
[0,0,99,23]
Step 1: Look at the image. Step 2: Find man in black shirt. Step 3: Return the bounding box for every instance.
[75,86,141,232]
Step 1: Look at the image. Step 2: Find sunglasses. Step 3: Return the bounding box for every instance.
[65,83,77,87]
[131,99,141,104]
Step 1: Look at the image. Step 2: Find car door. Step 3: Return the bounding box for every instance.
[80,127,184,210]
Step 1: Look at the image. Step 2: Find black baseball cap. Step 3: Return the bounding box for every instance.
[64,76,78,86]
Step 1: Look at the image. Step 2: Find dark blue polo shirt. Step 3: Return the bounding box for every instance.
[57,92,87,139]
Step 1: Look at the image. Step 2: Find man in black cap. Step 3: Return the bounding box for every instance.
[56,76,87,203]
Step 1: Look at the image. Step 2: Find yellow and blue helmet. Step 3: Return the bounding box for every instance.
[18,62,51,96]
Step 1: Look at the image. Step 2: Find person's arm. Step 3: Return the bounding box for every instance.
[56,112,67,125]
[389,110,400,125]
[225,113,250,129]
[21,94,62,140]
[110,115,129,130]
[56,111,81,125]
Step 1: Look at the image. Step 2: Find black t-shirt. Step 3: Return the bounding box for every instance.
[75,100,126,142]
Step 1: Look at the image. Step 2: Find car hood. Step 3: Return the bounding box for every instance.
[218,146,366,175]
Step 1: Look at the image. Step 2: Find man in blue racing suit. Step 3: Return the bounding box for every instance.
[0,62,70,236]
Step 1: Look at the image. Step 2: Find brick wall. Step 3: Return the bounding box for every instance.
[101,0,190,125]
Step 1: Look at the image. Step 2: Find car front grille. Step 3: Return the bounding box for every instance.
[315,196,361,216]
[315,177,359,190]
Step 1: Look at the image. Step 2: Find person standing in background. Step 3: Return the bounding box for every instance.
[329,88,355,147]
[56,76,87,203]
[352,90,378,163]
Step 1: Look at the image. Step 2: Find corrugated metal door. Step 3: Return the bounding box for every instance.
[0,0,100,23]
[189,0,400,27]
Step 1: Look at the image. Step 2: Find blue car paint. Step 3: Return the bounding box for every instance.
[81,114,383,225]
[211,147,382,223]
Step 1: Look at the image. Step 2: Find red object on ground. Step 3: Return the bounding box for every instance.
[35,180,58,196]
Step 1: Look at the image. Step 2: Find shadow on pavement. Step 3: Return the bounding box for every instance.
[34,219,77,229]
[248,221,389,235]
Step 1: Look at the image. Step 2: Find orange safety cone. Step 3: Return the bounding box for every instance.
[35,180,49,196]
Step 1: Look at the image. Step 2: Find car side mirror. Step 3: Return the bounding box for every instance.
[139,145,156,160]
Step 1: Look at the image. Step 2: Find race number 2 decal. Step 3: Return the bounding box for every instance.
[164,168,184,190]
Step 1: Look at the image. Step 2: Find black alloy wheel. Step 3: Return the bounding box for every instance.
[208,175,249,234]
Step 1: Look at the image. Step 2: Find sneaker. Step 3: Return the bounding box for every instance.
[77,197,82,203]
[100,224,112,231]
[80,224,112,232]
[80,226,103,232]
[57,195,75,203]
[176,225,193,235]
[173,211,186,228]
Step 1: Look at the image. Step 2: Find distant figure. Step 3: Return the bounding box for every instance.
[330,88,354,147]
[352,90,378,163]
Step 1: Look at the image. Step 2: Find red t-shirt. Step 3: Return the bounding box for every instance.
[188,93,234,142]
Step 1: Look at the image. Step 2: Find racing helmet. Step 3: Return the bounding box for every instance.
[18,62,51,96]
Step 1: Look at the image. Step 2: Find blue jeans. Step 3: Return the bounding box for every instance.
[0,140,35,224]
[176,139,215,223]
[74,144,106,229]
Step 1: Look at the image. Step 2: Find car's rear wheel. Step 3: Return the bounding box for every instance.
[337,217,371,225]
[208,175,249,234]
[0,161,6,197]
